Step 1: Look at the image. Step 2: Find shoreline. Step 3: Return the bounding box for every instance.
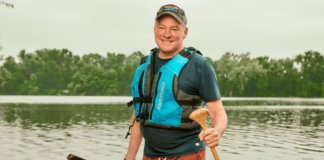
[1,96,324,105]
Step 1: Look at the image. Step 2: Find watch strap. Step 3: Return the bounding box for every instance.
[124,155,136,160]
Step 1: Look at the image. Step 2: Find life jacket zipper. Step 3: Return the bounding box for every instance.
[150,72,162,120]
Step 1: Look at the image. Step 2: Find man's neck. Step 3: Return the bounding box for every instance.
[158,47,184,59]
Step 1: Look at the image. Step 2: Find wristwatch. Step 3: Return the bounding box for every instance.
[124,155,136,160]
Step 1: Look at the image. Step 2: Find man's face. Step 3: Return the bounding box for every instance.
[154,15,188,54]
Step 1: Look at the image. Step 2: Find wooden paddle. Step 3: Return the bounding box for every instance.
[189,108,220,160]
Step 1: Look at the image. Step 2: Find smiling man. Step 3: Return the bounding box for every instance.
[125,4,227,160]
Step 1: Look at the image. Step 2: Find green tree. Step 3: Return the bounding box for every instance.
[321,82,324,97]
[19,74,39,95]
[0,48,323,97]
[0,67,13,94]
[295,51,324,97]
[115,51,143,95]
[0,56,20,94]
[216,52,267,96]
[34,49,74,94]
[67,51,143,96]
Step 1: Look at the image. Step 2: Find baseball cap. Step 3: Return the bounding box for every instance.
[155,4,187,25]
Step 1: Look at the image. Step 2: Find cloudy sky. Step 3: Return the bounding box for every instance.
[0,0,323,61]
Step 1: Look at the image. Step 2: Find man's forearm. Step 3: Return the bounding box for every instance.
[206,99,228,138]
[211,109,227,138]
[126,111,143,159]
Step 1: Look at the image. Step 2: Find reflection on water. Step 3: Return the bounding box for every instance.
[0,104,324,160]
[0,104,133,160]
[221,107,324,160]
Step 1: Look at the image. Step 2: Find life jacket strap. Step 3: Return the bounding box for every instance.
[181,118,193,123]
[125,118,136,139]
[127,100,133,107]
[150,47,159,51]
[139,55,148,65]
[187,47,203,55]
[133,97,152,103]
[138,112,149,119]
[127,97,153,107]
[178,50,193,60]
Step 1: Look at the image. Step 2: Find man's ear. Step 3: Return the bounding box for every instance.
[183,27,188,39]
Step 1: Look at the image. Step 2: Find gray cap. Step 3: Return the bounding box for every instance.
[156,4,187,25]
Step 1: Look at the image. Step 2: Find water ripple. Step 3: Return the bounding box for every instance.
[0,104,324,159]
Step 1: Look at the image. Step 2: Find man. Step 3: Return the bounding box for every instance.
[125,4,227,160]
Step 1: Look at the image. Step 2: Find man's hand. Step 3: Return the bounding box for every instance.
[199,128,219,147]
[201,98,227,148]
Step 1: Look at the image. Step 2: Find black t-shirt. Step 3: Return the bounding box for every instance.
[140,49,221,158]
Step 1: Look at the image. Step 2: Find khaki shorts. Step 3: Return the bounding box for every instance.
[142,148,206,160]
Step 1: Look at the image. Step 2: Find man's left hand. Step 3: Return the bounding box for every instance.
[199,128,219,147]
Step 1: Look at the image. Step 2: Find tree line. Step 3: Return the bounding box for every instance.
[0,49,323,97]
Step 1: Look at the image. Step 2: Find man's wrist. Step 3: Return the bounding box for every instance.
[124,155,136,160]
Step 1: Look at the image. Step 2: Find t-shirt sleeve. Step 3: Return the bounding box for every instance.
[198,60,221,102]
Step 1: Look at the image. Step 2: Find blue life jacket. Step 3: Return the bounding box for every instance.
[128,47,204,130]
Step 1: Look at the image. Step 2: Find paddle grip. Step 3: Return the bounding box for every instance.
[201,125,220,160]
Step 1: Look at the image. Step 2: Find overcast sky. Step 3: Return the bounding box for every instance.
[0,0,323,61]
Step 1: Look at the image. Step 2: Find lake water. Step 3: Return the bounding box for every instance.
[0,97,324,160]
